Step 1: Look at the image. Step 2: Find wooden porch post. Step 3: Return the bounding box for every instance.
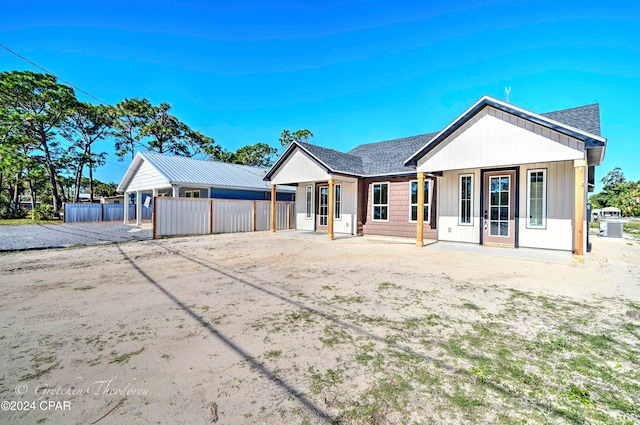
[123,191,128,224]
[136,190,142,226]
[209,199,214,234]
[573,159,586,263]
[270,184,276,232]
[416,172,425,247]
[253,201,257,232]
[152,188,158,225]
[152,196,157,239]
[328,179,335,240]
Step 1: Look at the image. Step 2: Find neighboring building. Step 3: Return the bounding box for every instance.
[78,194,101,203]
[117,151,295,225]
[264,95,607,262]
[18,195,40,210]
[593,207,622,219]
[100,195,125,204]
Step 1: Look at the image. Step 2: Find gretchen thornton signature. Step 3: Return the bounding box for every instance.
[17,377,149,401]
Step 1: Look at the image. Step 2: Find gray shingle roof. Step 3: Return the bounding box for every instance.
[541,104,600,136]
[298,142,365,174]
[266,96,603,180]
[347,133,438,175]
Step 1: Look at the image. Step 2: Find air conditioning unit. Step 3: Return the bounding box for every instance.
[599,220,623,238]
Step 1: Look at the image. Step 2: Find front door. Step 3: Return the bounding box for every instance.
[317,185,328,231]
[483,170,516,246]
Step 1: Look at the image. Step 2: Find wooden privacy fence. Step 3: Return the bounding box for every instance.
[64,203,137,223]
[153,197,294,238]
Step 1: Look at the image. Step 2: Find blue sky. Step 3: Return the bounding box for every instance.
[1,0,639,191]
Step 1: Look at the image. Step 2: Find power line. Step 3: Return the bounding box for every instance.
[0,44,240,186]
[0,46,154,180]
[0,43,109,105]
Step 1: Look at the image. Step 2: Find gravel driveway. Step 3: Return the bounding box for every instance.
[0,222,152,251]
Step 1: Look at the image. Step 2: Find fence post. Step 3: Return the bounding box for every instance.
[209,199,214,234]
[101,204,104,222]
[253,201,257,232]
[152,197,157,239]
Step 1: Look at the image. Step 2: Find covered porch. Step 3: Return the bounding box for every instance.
[268,177,358,239]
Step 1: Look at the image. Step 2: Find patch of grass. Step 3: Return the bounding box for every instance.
[356,353,374,364]
[378,282,401,291]
[111,347,144,364]
[462,302,481,311]
[264,350,282,359]
[568,384,591,407]
[319,326,352,347]
[0,219,61,226]
[623,222,640,240]
[74,285,95,291]
[209,315,224,325]
[21,362,60,381]
[369,374,413,410]
[285,309,315,327]
[308,366,344,394]
[332,294,365,304]
[445,388,488,420]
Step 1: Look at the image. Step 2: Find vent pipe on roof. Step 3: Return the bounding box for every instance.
[505,86,511,103]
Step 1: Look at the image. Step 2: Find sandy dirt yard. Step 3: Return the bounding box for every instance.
[0,231,639,425]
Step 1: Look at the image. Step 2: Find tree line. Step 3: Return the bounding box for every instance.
[590,167,640,217]
[0,70,312,217]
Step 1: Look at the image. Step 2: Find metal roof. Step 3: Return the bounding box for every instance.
[118,151,295,192]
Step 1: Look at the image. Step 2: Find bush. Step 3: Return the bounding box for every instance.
[30,204,54,220]
[0,198,28,219]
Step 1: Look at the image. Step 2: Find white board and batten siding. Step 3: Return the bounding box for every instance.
[295,183,315,231]
[269,149,330,185]
[417,106,585,173]
[437,161,575,250]
[333,178,357,235]
[517,161,574,251]
[438,168,481,244]
[122,160,169,192]
[294,178,358,235]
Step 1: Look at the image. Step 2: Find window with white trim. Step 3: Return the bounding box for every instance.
[459,174,473,225]
[305,185,312,219]
[334,184,341,220]
[409,179,431,223]
[372,183,389,221]
[185,190,200,198]
[527,169,547,228]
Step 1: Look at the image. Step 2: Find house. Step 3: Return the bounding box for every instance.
[78,194,102,203]
[117,151,295,225]
[18,195,40,210]
[599,207,622,219]
[264,95,607,263]
[100,195,125,204]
